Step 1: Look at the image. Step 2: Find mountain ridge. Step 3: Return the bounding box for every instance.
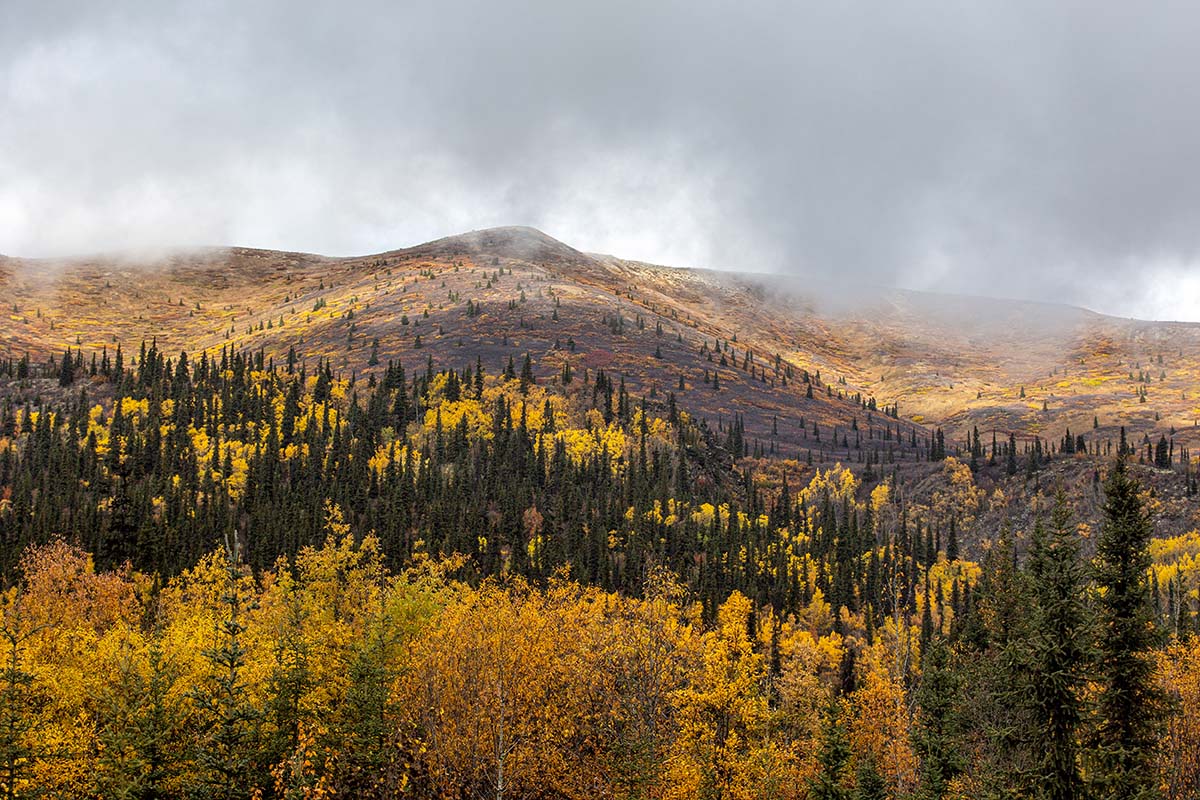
[0,226,1187,326]
[3,226,1200,457]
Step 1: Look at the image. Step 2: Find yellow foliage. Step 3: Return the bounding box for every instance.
[848,670,918,793]
[120,397,149,419]
[554,423,627,471]
[423,398,492,440]
[929,457,985,528]
[1158,638,1200,797]
[870,483,891,513]
[1151,531,1200,591]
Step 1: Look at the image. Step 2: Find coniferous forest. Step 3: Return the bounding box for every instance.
[0,341,1197,799]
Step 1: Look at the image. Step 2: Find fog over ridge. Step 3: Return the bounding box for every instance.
[3,1,1200,320]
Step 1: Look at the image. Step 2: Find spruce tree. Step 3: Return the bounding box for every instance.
[519,353,534,393]
[1090,458,1166,800]
[809,700,853,800]
[58,349,75,387]
[913,639,964,800]
[333,622,401,798]
[189,540,263,799]
[97,629,184,800]
[1024,490,1091,800]
[854,753,887,800]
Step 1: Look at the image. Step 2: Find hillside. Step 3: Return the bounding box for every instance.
[0,227,924,463]
[4,226,1199,461]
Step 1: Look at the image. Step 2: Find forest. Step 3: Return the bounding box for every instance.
[0,343,1197,799]
[9,0,1200,795]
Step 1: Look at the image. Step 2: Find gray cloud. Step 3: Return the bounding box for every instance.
[3,1,1200,319]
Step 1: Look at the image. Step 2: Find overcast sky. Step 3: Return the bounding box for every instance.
[3,2,1200,320]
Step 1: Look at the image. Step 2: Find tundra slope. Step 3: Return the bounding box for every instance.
[3,226,1197,457]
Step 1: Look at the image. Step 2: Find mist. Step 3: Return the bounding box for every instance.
[3,2,1200,320]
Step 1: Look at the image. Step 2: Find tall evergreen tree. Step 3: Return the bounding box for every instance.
[96,628,185,800]
[945,516,959,563]
[332,622,403,798]
[1090,458,1166,800]
[1023,490,1091,800]
[57,349,75,387]
[854,753,887,800]
[913,639,964,800]
[188,539,263,799]
[809,700,853,800]
[519,353,534,394]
